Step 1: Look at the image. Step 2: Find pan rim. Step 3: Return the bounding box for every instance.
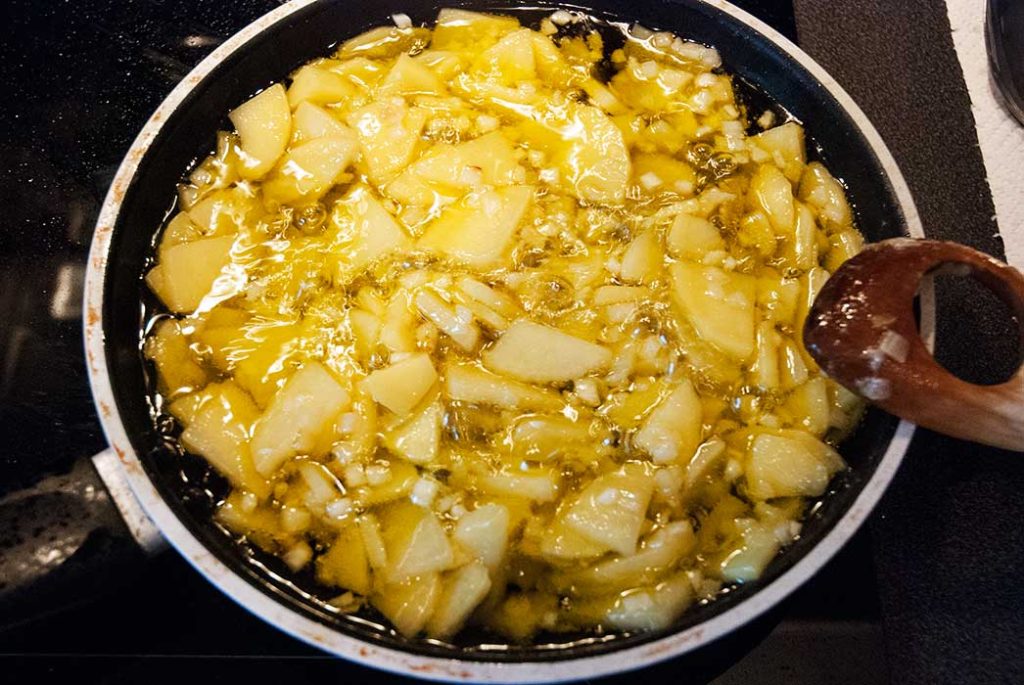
[83,0,926,681]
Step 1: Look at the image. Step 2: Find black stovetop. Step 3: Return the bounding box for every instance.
[1,1,1022,684]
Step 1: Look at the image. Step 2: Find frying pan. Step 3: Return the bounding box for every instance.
[29,0,925,680]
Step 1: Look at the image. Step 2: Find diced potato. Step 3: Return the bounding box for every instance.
[143,319,207,397]
[506,414,592,462]
[666,213,725,260]
[388,131,524,207]
[563,464,654,555]
[347,97,428,184]
[426,562,493,638]
[633,380,702,464]
[783,376,830,436]
[483,320,611,384]
[373,573,441,637]
[180,382,268,497]
[748,163,795,236]
[781,201,818,271]
[719,519,781,583]
[359,514,388,570]
[737,211,777,257]
[799,162,852,228]
[601,574,693,632]
[156,211,203,260]
[250,362,352,476]
[453,503,510,570]
[431,8,520,51]
[474,28,536,83]
[619,231,663,284]
[478,468,558,502]
[414,290,480,351]
[745,431,845,499]
[338,25,432,60]
[149,234,235,313]
[379,292,417,354]
[558,520,696,591]
[670,262,756,361]
[537,517,610,561]
[229,84,291,179]
[824,229,864,272]
[515,101,630,204]
[349,308,382,362]
[263,135,357,205]
[362,353,437,416]
[750,321,781,390]
[418,186,534,268]
[185,188,253,236]
[332,185,412,275]
[317,523,372,595]
[292,101,350,142]
[750,122,805,183]
[378,53,447,96]
[380,501,455,582]
[287,65,355,108]
[444,363,562,411]
[384,399,442,464]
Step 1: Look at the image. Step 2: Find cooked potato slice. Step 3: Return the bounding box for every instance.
[414,290,480,351]
[670,262,756,361]
[379,53,446,96]
[229,84,291,179]
[799,162,853,228]
[444,363,562,411]
[287,65,354,108]
[384,399,442,464]
[750,121,805,183]
[431,8,520,51]
[418,186,533,268]
[563,465,654,555]
[362,353,437,416]
[263,134,357,205]
[745,431,845,499]
[619,230,663,284]
[373,573,441,637]
[748,162,795,236]
[633,380,702,464]
[180,382,268,497]
[474,28,536,83]
[602,574,693,631]
[347,97,428,184]
[380,501,455,582]
[666,213,725,260]
[150,234,235,313]
[250,362,352,476]
[316,523,372,595]
[332,185,412,275]
[143,319,207,397]
[426,562,492,639]
[453,503,510,570]
[291,101,350,142]
[483,320,611,384]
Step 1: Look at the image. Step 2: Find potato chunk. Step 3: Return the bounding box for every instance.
[670,262,756,361]
[633,381,702,464]
[332,185,412,276]
[380,501,455,582]
[316,523,371,595]
[431,8,520,51]
[444,363,562,411]
[378,53,446,96]
[418,185,533,268]
[563,465,654,556]
[384,399,442,465]
[263,135,357,205]
[229,84,291,179]
[287,65,355,108]
[180,382,268,497]
[250,362,352,476]
[745,432,845,499]
[483,320,611,384]
[748,162,795,236]
[291,102,349,142]
[750,122,806,183]
[426,562,492,639]
[362,353,437,416]
[453,503,510,570]
[666,214,725,260]
[148,234,235,313]
[373,573,441,637]
[347,97,427,184]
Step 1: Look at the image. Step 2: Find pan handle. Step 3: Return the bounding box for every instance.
[0,449,165,632]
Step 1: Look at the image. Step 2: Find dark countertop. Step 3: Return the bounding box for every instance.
[1,1,1021,683]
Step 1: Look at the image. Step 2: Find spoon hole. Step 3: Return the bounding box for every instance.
[921,264,1023,385]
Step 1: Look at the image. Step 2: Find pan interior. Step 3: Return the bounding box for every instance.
[103,0,906,663]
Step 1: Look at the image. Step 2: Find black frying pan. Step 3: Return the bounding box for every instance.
[14,0,925,681]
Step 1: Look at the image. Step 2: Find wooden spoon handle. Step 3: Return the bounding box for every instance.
[804,238,1024,451]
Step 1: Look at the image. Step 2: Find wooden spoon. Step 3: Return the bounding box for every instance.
[803,238,1024,451]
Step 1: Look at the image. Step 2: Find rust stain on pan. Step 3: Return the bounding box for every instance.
[99,400,112,418]
[642,627,705,658]
[407,662,474,679]
[86,306,100,327]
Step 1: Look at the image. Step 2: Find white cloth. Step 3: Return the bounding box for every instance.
[946,0,1024,266]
